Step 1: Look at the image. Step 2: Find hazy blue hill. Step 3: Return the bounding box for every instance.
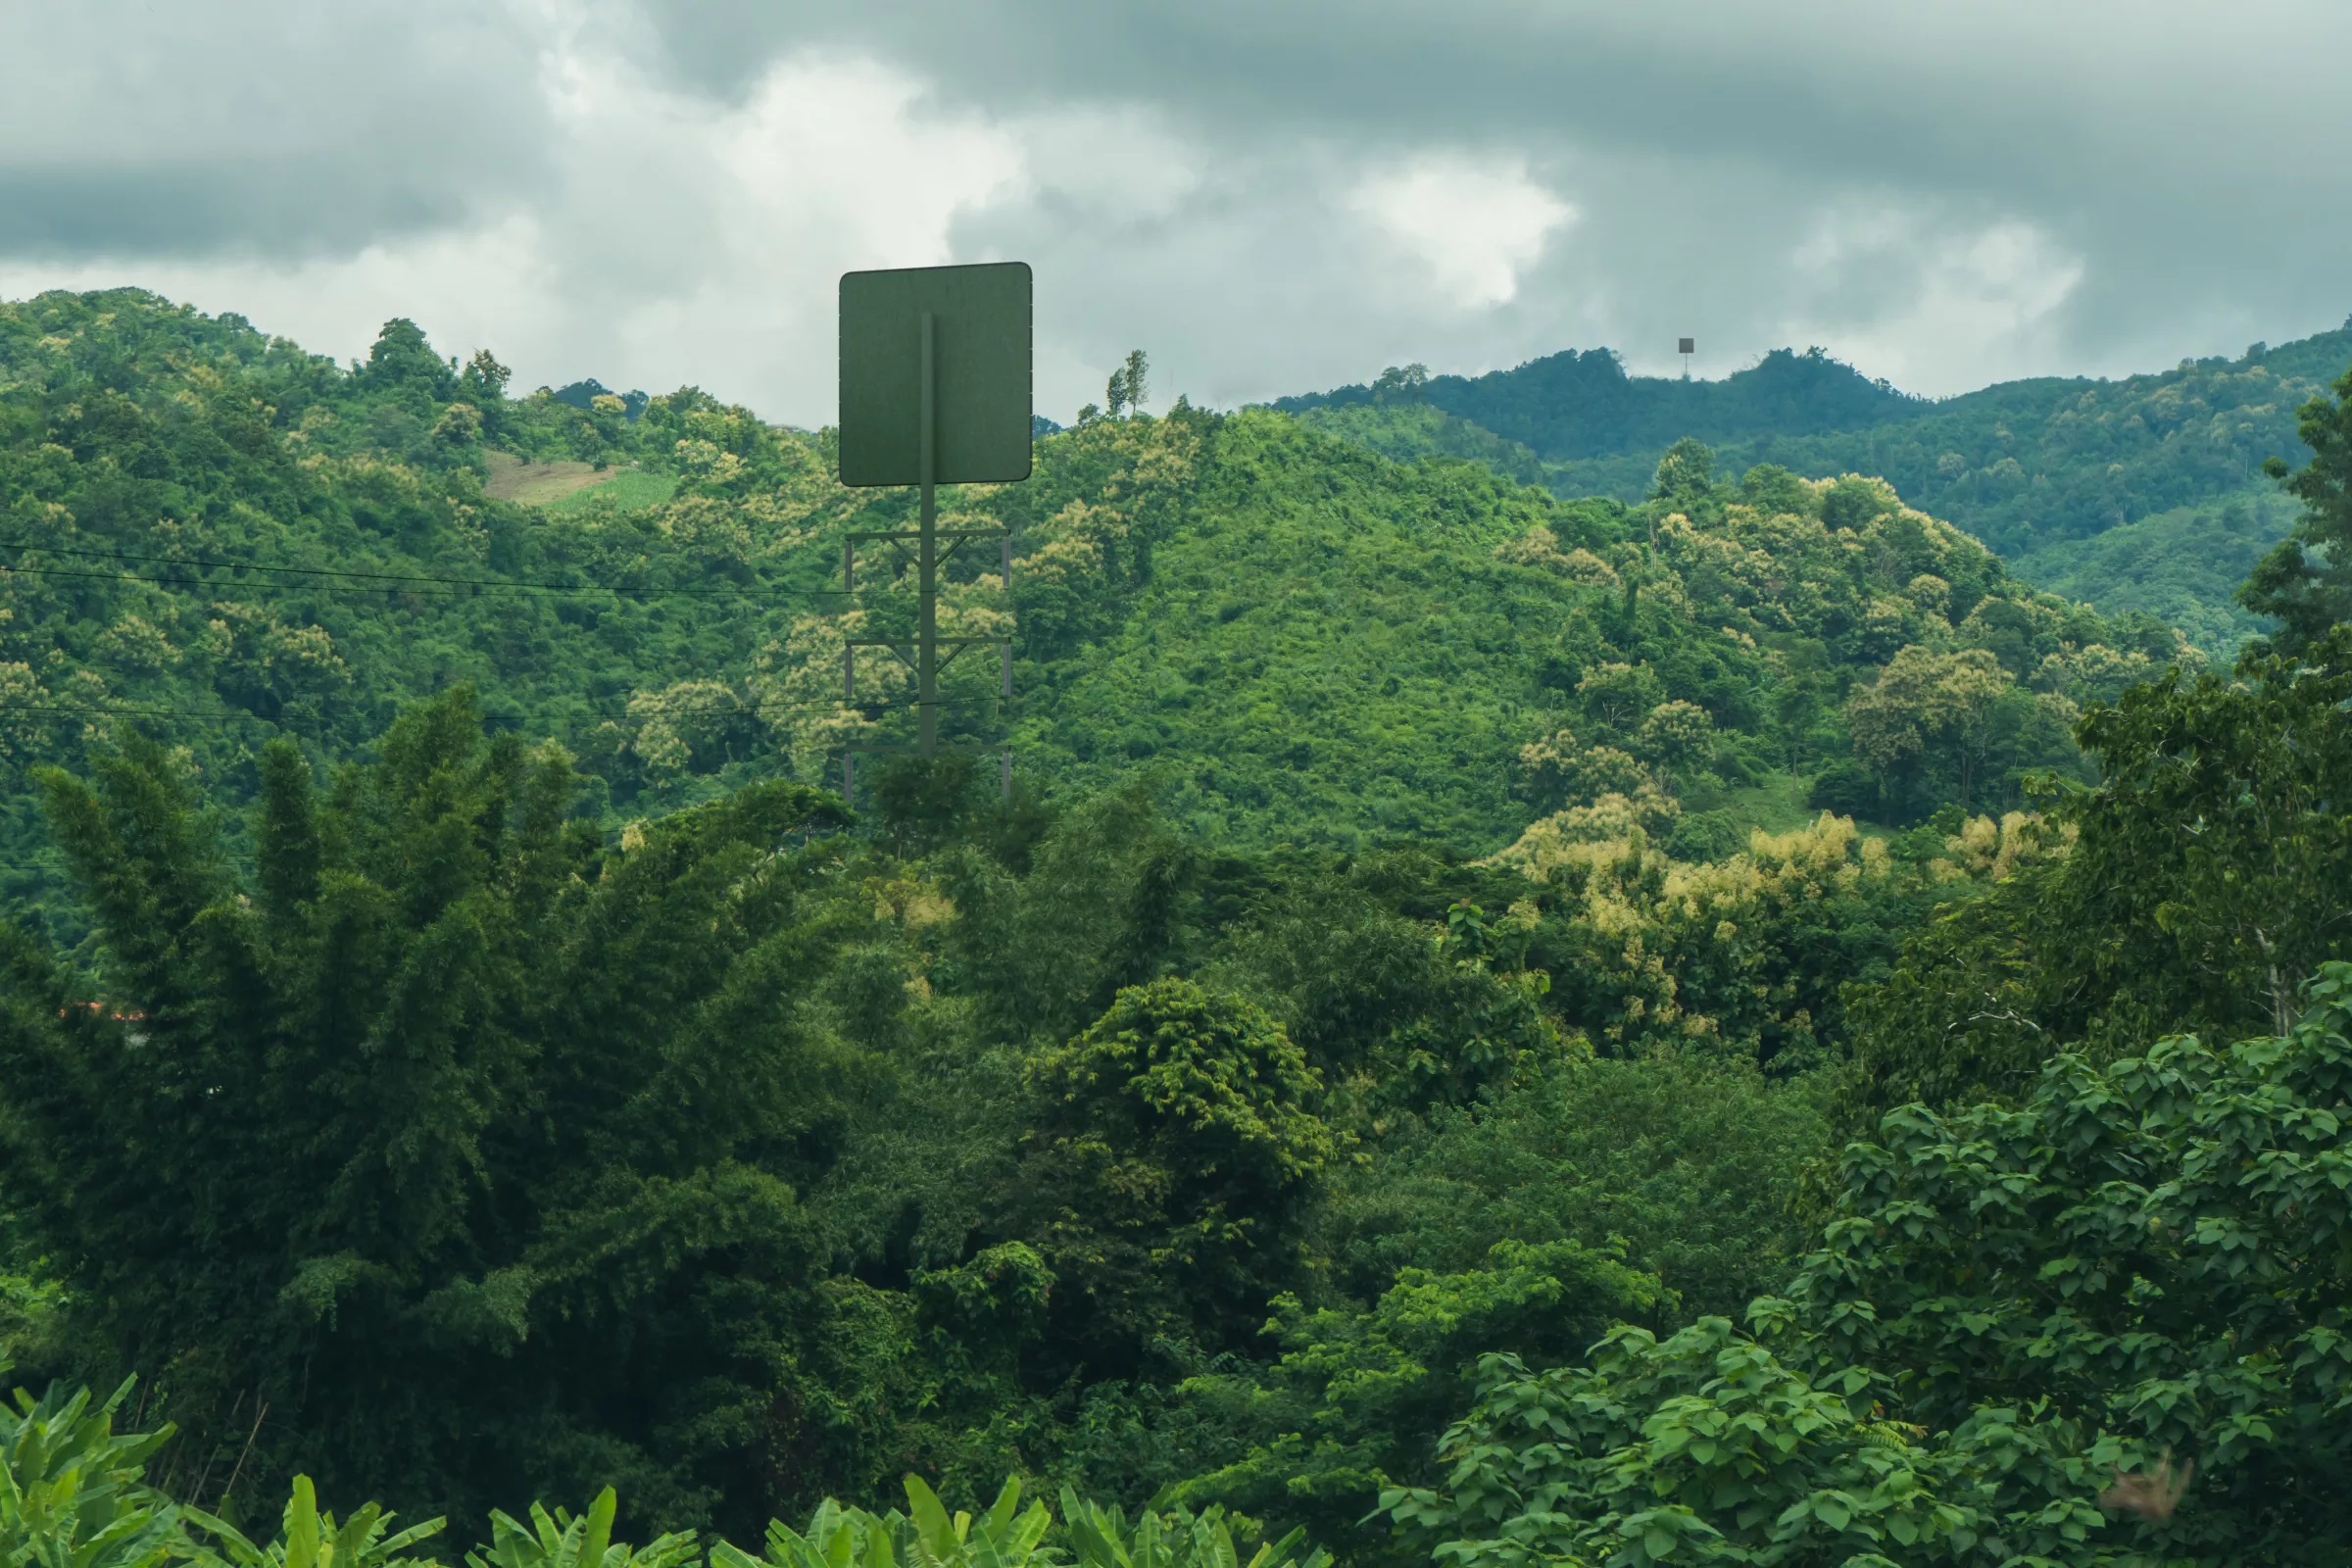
[2247,324,2352,381]
[1642,325,2352,556]
[1278,345,1924,461]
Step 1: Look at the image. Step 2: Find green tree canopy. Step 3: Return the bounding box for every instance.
[1015,978,1337,1375]
[1387,963,2352,1565]
[1843,627,2352,1121]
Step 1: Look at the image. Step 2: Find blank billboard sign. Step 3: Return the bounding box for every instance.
[838,262,1033,487]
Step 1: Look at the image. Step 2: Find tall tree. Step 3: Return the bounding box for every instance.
[1844,646,2012,809]
[1121,350,1150,416]
[461,348,513,404]
[2239,358,2352,651]
[355,318,459,406]
[1370,364,1429,405]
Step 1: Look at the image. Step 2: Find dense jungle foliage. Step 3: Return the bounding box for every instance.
[2,285,2351,1567]
[1287,321,2352,652]
[0,289,2200,925]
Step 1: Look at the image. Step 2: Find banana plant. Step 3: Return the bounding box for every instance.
[714,1478,1052,1568]
[463,1489,696,1568]
[0,1377,191,1568]
[893,1477,1051,1568]
[187,1475,445,1568]
[1056,1493,1328,1568]
[710,1496,897,1568]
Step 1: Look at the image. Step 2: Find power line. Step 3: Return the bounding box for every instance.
[0,538,1007,602]
[0,692,1012,727]
[0,558,858,604]
[0,699,258,719]
[0,538,610,589]
[0,859,253,874]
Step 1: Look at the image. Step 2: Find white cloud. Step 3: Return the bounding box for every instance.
[0,0,547,255]
[1779,205,2085,395]
[557,46,1028,408]
[0,219,557,374]
[1004,105,1204,225]
[4,1,2348,423]
[1348,153,1575,310]
[0,36,1028,419]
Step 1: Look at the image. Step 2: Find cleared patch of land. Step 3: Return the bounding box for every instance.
[483,451,638,505]
[542,468,678,514]
[1686,769,1827,838]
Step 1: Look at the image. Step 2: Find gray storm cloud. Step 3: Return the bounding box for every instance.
[0,2,549,257]
[2,0,2345,420]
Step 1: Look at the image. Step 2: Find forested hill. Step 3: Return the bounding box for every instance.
[1274,346,1925,460]
[0,288,2194,923]
[10,285,2352,1562]
[1286,319,2352,652]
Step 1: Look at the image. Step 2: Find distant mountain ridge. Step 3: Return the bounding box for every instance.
[1276,318,2352,653]
[1275,345,1927,460]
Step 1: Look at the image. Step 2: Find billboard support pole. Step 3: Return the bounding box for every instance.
[918,310,939,756]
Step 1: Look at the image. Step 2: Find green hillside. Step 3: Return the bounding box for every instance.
[1000,416,2189,850]
[5,285,2352,1564]
[1291,400,1549,486]
[2006,485,2297,655]
[1642,327,2352,557]
[0,289,838,923]
[1280,320,2352,650]
[0,289,2196,918]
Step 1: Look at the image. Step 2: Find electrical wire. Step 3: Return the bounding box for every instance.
[1,537,737,590]
[0,538,1004,601]
[0,692,1011,726]
[0,544,1022,805]
[0,558,858,603]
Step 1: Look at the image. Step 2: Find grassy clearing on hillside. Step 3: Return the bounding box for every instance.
[543,467,678,514]
[482,450,646,505]
[1715,770,1819,836]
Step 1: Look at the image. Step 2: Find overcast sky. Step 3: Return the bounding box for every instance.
[3,1,2347,424]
